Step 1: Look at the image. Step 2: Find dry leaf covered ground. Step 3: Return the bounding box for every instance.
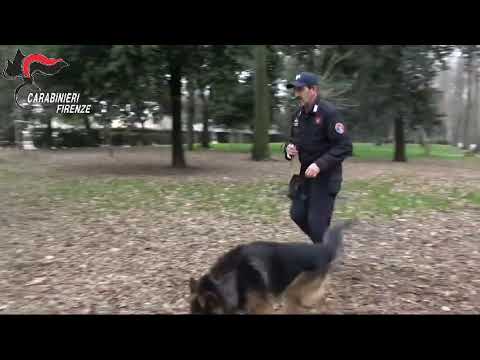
[1,147,479,314]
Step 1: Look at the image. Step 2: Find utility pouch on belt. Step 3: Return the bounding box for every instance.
[286,144,305,200]
[288,174,304,200]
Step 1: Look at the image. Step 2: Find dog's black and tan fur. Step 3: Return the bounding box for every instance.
[189,221,352,314]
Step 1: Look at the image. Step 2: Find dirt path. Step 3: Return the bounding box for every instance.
[1,147,479,314]
[2,146,480,183]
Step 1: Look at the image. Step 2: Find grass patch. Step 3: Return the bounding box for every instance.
[43,176,480,222]
[0,168,19,181]
[46,178,286,221]
[352,143,466,161]
[2,152,478,221]
[193,143,282,154]
[465,191,480,206]
[337,180,456,219]
[194,142,469,161]
[46,178,173,212]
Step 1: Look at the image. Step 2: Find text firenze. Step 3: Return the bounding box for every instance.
[27,92,93,114]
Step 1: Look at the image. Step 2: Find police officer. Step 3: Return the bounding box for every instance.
[284,72,353,244]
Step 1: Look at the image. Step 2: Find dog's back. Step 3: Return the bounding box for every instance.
[190,221,352,314]
[241,220,347,295]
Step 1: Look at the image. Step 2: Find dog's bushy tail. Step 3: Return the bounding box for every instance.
[321,219,355,263]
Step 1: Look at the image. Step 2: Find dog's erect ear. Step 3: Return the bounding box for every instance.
[189,277,198,293]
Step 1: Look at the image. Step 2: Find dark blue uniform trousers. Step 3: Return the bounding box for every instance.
[290,178,338,244]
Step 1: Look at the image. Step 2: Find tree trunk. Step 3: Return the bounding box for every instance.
[187,82,195,151]
[464,55,474,148]
[200,89,210,149]
[473,52,479,150]
[307,52,315,72]
[14,121,22,149]
[169,63,186,168]
[438,68,453,144]
[252,45,271,161]
[141,121,146,145]
[393,115,407,162]
[418,126,431,156]
[45,117,53,149]
[102,121,114,157]
[84,116,91,130]
[453,55,465,146]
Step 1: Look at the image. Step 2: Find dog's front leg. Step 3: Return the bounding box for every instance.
[245,292,275,315]
[283,272,329,314]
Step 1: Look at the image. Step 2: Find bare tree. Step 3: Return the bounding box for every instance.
[453,55,466,146]
[186,80,196,151]
[473,52,480,150]
[252,45,271,161]
[464,54,474,148]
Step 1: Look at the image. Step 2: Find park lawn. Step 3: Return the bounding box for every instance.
[1,145,478,223]
[43,178,285,220]
[465,191,480,206]
[41,176,480,222]
[194,142,468,161]
[336,179,462,219]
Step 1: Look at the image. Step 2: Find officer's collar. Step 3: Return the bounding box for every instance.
[302,95,321,114]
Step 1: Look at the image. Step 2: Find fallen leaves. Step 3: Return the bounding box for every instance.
[25,277,47,286]
[1,204,478,314]
[1,148,480,314]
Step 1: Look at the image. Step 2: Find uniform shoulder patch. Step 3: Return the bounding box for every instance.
[334,123,345,134]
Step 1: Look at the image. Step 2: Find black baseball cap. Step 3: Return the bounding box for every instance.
[286,72,319,89]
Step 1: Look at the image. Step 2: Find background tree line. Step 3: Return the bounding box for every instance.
[2,44,479,166]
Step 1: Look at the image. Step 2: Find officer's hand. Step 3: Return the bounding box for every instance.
[305,163,320,178]
[286,144,298,158]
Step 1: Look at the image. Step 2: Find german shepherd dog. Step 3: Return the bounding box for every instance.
[189,220,353,314]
